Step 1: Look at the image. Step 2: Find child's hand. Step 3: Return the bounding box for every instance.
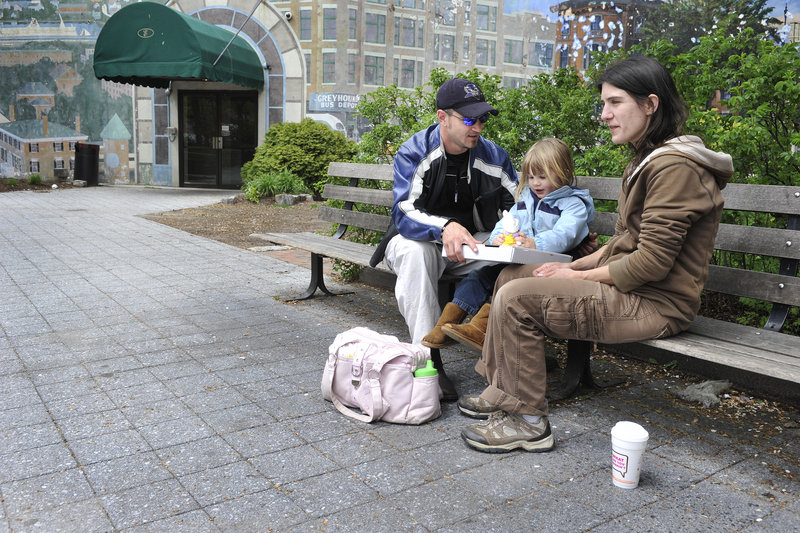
[513,234,535,248]
[492,235,505,246]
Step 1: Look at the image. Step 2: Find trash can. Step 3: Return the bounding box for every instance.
[74,142,99,186]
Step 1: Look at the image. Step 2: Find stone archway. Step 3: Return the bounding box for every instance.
[171,0,305,124]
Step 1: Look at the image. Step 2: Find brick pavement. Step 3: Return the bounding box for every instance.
[0,186,798,532]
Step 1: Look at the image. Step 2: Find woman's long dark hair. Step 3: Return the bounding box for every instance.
[597,56,688,170]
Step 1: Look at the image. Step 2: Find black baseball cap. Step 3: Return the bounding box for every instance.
[436,78,498,118]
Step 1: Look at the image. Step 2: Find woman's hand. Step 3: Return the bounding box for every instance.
[534,263,614,284]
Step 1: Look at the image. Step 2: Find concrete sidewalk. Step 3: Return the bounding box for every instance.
[1,186,798,532]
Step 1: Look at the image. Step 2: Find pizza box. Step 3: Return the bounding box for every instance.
[444,244,571,264]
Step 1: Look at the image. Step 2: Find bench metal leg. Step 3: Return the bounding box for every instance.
[287,253,353,301]
[430,348,458,402]
[551,339,627,400]
[551,340,601,400]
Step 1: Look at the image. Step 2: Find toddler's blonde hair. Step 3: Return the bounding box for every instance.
[517,138,575,199]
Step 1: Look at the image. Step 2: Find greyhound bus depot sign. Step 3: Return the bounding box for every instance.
[309,93,361,112]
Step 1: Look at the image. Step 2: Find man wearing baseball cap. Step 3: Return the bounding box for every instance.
[369,78,517,399]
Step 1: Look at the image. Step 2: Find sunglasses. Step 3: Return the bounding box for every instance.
[446,111,489,126]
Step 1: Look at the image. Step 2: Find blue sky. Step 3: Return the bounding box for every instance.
[505,1,800,20]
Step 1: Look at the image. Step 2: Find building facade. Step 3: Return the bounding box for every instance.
[272,0,559,137]
[555,0,653,73]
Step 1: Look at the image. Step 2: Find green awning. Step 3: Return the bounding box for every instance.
[93,2,264,90]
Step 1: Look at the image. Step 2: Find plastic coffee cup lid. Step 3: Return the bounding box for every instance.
[612,421,649,442]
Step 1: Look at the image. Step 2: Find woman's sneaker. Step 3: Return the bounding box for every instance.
[461,412,555,453]
[457,394,501,419]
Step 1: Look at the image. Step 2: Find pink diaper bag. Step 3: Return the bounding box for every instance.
[321,327,441,424]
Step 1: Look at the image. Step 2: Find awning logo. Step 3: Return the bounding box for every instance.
[137,28,155,39]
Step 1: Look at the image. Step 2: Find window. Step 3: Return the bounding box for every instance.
[367,0,386,3]
[476,38,495,66]
[583,43,605,70]
[559,48,570,68]
[477,4,496,31]
[400,58,416,87]
[348,53,356,84]
[401,0,420,7]
[436,0,455,26]
[53,141,64,152]
[529,42,554,68]
[503,39,523,64]
[365,13,386,43]
[323,8,336,40]
[463,36,470,61]
[561,20,571,35]
[30,142,39,153]
[434,34,454,62]
[503,77,523,89]
[305,52,312,82]
[349,9,357,39]
[30,159,39,172]
[322,52,336,83]
[69,141,76,151]
[464,1,471,24]
[590,15,602,31]
[364,55,385,85]
[395,18,419,47]
[69,158,75,170]
[54,158,65,169]
[300,9,312,40]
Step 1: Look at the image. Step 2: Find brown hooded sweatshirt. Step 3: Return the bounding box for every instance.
[598,135,734,333]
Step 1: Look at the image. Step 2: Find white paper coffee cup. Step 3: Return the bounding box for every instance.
[611,421,649,489]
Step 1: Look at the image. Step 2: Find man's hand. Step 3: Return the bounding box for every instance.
[442,221,480,262]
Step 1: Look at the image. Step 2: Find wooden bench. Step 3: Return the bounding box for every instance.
[253,162,800,403]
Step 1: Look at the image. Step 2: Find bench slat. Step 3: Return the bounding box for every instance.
[253,231,390,271]
[705,265,800,305]
[328,162,394,181]
[322,184,393,206]
[620,317,800,383]
[576,176,800,215]
[318,206,391,232]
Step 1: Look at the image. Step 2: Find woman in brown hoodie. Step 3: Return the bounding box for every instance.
[458,56,735,453]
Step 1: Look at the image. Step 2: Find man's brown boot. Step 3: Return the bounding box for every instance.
[442,303,491,352]
[422,303,468,348]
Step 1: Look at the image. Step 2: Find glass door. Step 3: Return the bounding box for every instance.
[180,91,257,188]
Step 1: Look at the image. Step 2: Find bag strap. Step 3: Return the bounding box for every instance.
[327,357,387,423]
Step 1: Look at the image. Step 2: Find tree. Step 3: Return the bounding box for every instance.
[241,119,357,197]
[640,0,780,53]
[355,67,606,171]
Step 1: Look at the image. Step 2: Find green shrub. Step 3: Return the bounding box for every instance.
[6,178,19,186]
[241,169,309,203]
[241,119,357,198]
[28,174,42,185]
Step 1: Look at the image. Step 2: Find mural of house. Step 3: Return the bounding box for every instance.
[99,112,131,184]
[15,81,55,119]
[52,63,83,96]
[0,115,88,180]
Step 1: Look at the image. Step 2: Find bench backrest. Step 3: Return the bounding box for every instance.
[326,162,800,332]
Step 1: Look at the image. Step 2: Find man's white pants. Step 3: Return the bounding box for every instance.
[384,233,492,344]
